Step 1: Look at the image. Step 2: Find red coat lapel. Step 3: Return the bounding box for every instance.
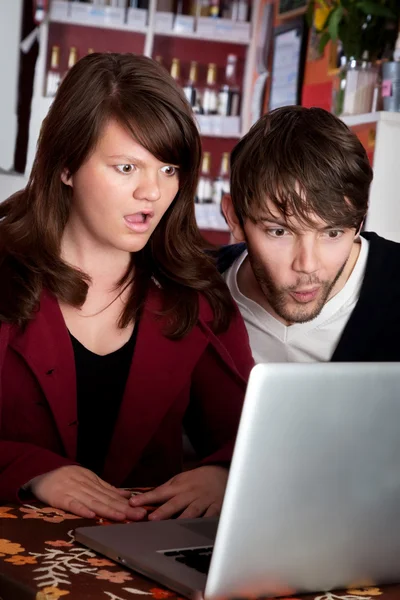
[9,291,78,460]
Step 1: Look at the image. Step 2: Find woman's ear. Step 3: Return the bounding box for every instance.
[221,194,246,243]
[61,169,73,188]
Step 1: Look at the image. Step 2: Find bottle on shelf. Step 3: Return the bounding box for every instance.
[130,0,149,8]
[202,63,218,116]
[231,0,238,20]
[199,0,211,16]
[394,31,400,62]
[45,45,61,98]
[183,61,200,113]
[212,152,230,204]
[170,58,182,85]
[236,0,249,21]
[220,0,232,18]
[196,152,213,204]
[209,0,221,18]
[157,0,174,11]
[174,0,194,14]
[66,47,79,75]
[155,55,164,66]
[186,0,198,15]
[174,0,183,13]
[218,54,240,117]
[87,48,95,54]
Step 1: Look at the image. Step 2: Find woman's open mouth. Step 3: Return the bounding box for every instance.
[124,211,154,233]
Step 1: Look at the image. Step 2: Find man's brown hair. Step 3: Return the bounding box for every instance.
[230,106,373,230]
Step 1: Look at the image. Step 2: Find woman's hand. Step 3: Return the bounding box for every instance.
[28,465,147,521]
[129,465,228,520]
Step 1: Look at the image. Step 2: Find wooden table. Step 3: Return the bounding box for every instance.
[1,498,400,600]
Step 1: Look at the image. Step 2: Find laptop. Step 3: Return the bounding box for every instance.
[76,363,400,599]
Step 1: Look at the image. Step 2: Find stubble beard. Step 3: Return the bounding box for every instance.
[247,251,347,324]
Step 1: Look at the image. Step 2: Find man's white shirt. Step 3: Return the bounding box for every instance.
[223,237,369,363]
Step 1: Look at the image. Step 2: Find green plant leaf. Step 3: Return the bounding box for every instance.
[356,1,395,18]
[318,31,331,54]
[328,5,344,41]
[322,8,334,31]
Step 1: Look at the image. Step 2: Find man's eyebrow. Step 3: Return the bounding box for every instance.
[259,218,347,231]
[258,217,299,232]
[259,217,288,227]
[320,224,348,231]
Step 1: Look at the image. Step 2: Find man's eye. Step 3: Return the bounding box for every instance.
[267,228,288,237]
[116,164,134,174]
[327,230,343,239]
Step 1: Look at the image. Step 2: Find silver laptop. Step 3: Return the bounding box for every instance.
[76,363,400,599]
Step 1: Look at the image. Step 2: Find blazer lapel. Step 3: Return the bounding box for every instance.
[9,291,78,459]
[332,233,395,362]
[103,287,208,485]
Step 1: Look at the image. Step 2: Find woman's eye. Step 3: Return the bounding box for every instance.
[161,166,177,177]
[116,164,135,174]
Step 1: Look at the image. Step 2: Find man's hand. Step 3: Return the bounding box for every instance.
[29,465,147,521]
[129,465,228,520]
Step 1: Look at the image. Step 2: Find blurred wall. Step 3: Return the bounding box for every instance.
[0,0,23,170]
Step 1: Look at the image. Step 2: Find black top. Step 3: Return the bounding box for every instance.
[215,232,400,362]
[70,324,139,475]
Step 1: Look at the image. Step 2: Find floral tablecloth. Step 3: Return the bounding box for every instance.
[0,498,400,600]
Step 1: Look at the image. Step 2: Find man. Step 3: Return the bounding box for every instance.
[219,105,400,362]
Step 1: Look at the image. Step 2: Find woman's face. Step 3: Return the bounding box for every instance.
[62,119,180,254]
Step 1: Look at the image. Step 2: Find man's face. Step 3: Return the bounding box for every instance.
[240,201,359,325]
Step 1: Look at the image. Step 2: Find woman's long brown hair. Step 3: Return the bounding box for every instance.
[0,53,235,338]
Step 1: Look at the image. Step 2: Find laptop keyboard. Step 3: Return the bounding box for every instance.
[163,546,213,575]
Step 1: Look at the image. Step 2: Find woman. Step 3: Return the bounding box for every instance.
[0,53,253,522]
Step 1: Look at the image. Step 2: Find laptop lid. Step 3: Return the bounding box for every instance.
[206,362,400,598]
